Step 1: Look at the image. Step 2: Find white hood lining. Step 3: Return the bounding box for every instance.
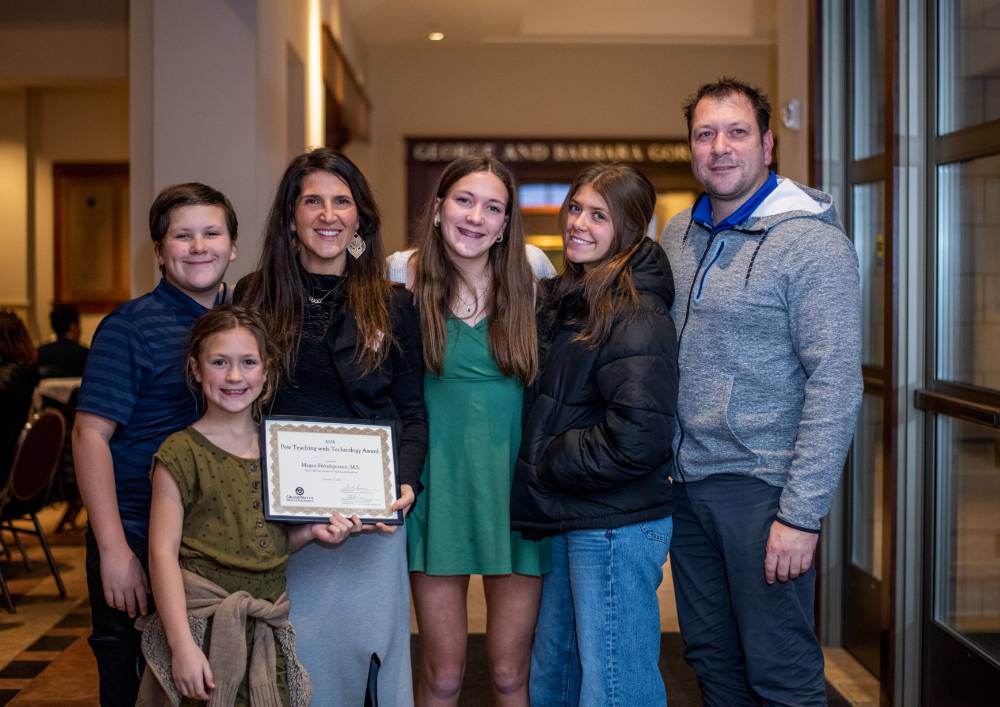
[751,177,831,218]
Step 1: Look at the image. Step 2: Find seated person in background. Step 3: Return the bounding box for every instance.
[37,304,89,379]
[38,304,90,378]
[0,310,40,482]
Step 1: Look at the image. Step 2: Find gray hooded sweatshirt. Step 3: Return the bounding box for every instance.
[661,177,862,531]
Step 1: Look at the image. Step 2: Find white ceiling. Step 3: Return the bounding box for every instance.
[342,0,776,46]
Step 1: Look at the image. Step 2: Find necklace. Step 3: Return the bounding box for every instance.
[455,288,489,316]
[304,275,344,306]
[307,289,337,305]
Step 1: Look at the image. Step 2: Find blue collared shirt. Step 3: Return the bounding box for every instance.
[691,171,779,234]
[77,279,208,540]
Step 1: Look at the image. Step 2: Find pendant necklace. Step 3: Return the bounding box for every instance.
[455,287,488,317]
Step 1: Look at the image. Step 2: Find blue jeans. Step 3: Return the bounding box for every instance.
[530,516,672,707]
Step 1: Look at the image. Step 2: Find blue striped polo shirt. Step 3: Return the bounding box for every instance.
[77,279,207,541]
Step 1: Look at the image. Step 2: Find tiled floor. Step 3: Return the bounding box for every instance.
[0,506,880,706]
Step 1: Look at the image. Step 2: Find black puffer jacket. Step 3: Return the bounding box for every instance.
[510,238,678,538]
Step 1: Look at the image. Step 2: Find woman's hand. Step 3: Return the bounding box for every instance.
[171,640,214,701]
[311,513,363,545]
[373,484,414,534]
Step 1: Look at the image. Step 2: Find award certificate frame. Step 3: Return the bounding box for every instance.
[260,416,401,524]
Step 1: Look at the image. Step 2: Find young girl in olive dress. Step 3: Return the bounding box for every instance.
[139,306,361,706]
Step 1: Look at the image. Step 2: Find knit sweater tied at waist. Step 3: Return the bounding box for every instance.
[136,569,312,707]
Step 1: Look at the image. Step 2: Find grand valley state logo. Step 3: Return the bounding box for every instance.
[285,486,314,502]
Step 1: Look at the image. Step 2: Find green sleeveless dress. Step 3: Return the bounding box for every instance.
[407,317,550,576]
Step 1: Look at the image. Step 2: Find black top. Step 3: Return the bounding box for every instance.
[268,272,355,420]
[235,272,429,493]
[37,339,89,379]
[510,238,679,538]
[0,361,39,484]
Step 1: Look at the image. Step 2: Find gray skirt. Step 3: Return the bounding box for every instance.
[287,528,412,707]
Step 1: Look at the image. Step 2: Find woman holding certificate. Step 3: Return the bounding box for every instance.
[510,164,677,706]
[387,156,549,707]
[235,148,427,706]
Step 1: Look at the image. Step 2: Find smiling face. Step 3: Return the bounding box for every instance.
[435,171,508,267]
[155,204,237,307]
[689,92,774,222]
[293,170,360,275]
[191,326,266,417]
[563,183,615,270]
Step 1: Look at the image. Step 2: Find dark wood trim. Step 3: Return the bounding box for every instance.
[923,380,1000,409]
[914,389,1000,429]
[881,0,900,701]
[863,367,886,394]
[809,0,823,189]
[934,119,1000,166]
[52,162,130,313]
[848,154,887,184]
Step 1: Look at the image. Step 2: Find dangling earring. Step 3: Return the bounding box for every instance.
[495,230,504,243]
[347,230,367,259]
[433,215,441,229]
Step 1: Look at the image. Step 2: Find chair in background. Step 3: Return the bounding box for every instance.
[0,409,67,612]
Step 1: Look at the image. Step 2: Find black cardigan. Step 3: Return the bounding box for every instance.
[234,275,428,494]
[510,239,678,538]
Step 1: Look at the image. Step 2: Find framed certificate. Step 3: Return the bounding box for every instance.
[260,416,401,524]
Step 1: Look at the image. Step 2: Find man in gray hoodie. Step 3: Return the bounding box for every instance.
[661,78,862,706]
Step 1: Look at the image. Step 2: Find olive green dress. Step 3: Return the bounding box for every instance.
[407,318,550,576]
[154,427,291,707]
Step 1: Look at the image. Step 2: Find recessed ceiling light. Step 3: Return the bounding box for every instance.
[428,31,445,41]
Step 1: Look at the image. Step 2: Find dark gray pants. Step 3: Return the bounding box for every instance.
[670,474,827,707]
[85,529,148,707]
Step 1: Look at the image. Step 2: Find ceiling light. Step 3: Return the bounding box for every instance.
[428,31,445,41]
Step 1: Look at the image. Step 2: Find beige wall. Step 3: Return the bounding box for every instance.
[0,90,29,312]
[0,18,127,85]
[0,86,128,343]
[775,0,811,183]
[30,87,129,343]
[355,43,775,253]
[129,0,341,291]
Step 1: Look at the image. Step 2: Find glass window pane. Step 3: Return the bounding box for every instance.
[938,0,1000,134]
[853,181,886,366]
[852,0,885,158]
[934,417,1000,663]
[936,156,1000,389]
[851,394,884,579]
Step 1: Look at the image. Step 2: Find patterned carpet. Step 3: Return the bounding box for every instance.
[411,633,852,706]
[0,514,864,706]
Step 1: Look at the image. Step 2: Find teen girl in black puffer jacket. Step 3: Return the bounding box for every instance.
[511,163,678,707]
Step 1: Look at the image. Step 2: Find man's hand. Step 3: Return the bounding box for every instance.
[764,521,819,584]
[100,544,150,617]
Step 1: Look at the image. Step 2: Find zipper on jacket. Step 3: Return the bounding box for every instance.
[693,238,726,304]
[674,227,720,481]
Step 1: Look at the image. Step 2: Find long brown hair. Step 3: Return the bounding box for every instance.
[549,163,656,348]
[241,149,392,375]
[413,156,537,384]
[186,305,278,420]
[0,310,36,365]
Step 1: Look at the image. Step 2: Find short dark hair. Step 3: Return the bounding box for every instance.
[148,182,238,246]
[683,77,772,139]
[49,305,80,338]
